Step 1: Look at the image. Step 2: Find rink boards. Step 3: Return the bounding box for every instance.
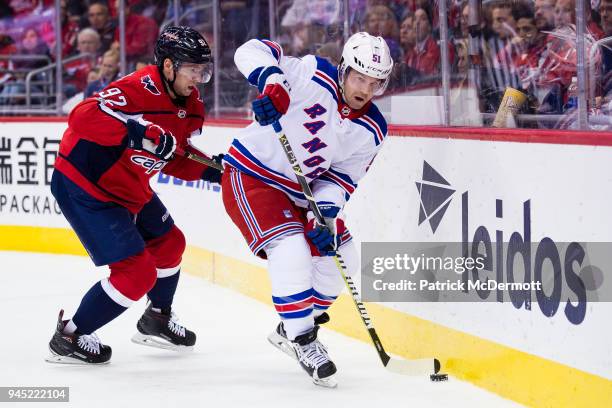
[0,119,610,407]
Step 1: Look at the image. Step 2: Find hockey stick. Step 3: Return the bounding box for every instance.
[174,146,223,171]
[272,121,441,376]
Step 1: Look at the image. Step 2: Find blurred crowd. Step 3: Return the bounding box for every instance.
[277,0,612,128]
[0,0,610,129]
[0,0,162,106]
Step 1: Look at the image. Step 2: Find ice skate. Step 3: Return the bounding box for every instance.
[267,312,330,361]
[291,326,338,388]
[45,310,112,365]
[131,304,196,351]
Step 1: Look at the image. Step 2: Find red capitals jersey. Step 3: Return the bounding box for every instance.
[55,65,211,213]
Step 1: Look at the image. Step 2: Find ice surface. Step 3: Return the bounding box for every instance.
[0,251,521,407]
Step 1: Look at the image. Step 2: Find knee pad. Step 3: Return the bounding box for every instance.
[145,225,186,269]
[109,250,157,301]
[265,233,313,296]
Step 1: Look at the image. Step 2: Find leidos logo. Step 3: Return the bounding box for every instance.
[415,161,455,233]
[417,161,589,325]
[130,155,166,174]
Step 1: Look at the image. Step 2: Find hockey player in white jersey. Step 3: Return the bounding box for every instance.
[221,32,393,387]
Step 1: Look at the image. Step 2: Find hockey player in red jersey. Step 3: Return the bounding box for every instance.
[46,26,222,365]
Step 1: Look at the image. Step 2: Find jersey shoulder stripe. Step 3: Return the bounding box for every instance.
[311,56,339,102]
[315,56,338,81]
[352,103,387,146]
[259,39,282,62]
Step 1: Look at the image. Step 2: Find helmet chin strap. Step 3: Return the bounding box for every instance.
[158,64,187,106]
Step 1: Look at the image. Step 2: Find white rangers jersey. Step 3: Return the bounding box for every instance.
[224,39,388,209]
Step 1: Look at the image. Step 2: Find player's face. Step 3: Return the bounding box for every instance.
[343,69,383,110]
[164,60,213,97]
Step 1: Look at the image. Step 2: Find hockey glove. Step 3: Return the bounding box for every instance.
[126,119,177,161]
[201,154,224,184]
[252,66,291,126]
[305,204,346,256]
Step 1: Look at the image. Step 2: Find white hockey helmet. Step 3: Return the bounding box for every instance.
[338,32,394,96]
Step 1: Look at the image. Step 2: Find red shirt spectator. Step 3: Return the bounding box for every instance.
[405,35,440,75]
[404,7,455,76]
[64,28,101,95]
[40,0,80,58]
[112,12,159,62]
[87,1,116,53]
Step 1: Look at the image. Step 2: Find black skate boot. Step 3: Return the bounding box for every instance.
[292,326,337,388]
[131,304,196,351]
[314,312,330,325]
[267,312,330,360]
[45,310,112,365]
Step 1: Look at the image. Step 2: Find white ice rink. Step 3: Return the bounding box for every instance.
[0,251,520,407]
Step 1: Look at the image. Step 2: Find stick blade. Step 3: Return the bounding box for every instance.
[385,357,440,376]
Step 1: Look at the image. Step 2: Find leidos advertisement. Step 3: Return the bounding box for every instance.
[347,136,612,378]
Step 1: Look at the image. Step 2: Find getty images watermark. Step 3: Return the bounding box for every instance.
[371,253,541,292]
[361,242,608,304]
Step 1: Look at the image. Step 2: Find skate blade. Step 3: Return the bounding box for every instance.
[312,375,338,388]
[131,332,194,352]
[267,331,297,361]
[45,349,110,365]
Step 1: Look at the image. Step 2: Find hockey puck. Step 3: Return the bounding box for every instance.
[430,373,448,382]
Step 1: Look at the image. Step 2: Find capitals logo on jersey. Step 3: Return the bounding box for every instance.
[141,75,161,95]
[130,154,167,174]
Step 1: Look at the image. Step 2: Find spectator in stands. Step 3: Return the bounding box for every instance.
[554,0,574,28]
[109,0,158,69]
[18,28,50,63]
[64,28,101,98]
[534,0,556,31]
[0,28,50,105]
[458,1,471,39]
[531,0,602,118]
[400,11,417,55]
[512,9,547,84]
[479,1,525,110]
[40,0,80,58]
[491,1,518,40]
[84,49,119,98]
[405,7,451,77]
[87,1,116,53]
[553,0,604,38]
[364,4,402,61]
[385,11,420,91]
[495,8,547,115]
